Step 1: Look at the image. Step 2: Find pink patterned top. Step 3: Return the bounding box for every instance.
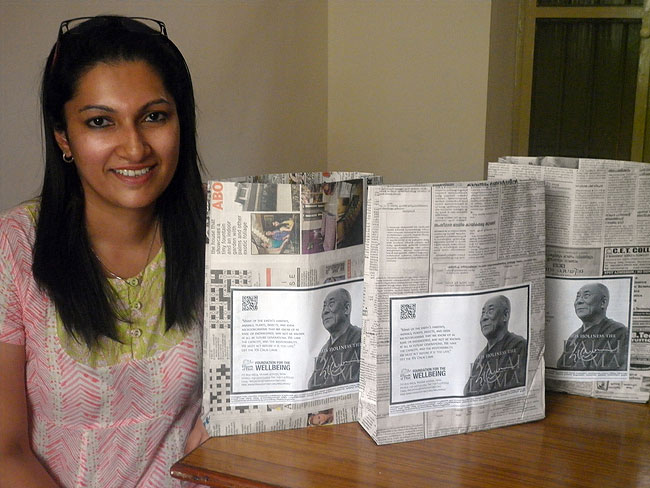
[0,202,202,488]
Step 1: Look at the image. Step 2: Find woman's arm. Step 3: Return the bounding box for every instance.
[183,414,210,455]
[0,342,59,487]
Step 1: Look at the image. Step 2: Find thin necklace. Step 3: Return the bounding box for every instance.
[94,220,159,283]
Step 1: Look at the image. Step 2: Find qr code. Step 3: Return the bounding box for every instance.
[400,303,416,320]
[242,295,258,311]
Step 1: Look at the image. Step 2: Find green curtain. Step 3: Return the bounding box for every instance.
[529,18,640,158]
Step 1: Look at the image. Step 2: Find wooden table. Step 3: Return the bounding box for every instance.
[171,392,650,487]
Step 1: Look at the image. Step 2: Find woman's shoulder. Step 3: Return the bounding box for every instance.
[0,199,40,243]
[1,199,40,222]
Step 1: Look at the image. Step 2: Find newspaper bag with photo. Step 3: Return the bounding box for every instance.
[488,157,649,403]
[358,179,546,445]
[203,172,381,436]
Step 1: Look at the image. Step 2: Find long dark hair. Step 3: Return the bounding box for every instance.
[33,16,206,348]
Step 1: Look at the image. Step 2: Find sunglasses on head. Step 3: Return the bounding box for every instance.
[51,16,168,72]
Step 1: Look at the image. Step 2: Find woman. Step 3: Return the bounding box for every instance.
[0,16,208,487]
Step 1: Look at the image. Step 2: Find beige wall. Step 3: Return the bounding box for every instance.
[328,0,493,184]
[0,0,327,211]
[484,0,520,171]
[1,1,511,211]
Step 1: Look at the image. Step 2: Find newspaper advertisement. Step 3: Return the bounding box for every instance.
[488,157,649,403]
[203,172,381,436]
[358,179,546,445]
[230,278,363,405]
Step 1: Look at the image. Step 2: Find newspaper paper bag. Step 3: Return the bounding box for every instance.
[203,172,381,436]
[358,179,546,445]
[489,157,649,404]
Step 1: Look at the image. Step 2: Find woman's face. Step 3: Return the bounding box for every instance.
[55,60,180,216]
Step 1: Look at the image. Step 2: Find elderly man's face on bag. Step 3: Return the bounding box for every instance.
[480,296,509,340]
[321,289,350,333]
